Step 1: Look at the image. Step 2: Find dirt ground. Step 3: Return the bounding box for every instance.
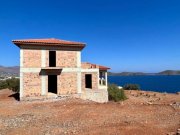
[0,89,180,135]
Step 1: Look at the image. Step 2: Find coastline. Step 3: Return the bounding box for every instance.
[108,75,180,93]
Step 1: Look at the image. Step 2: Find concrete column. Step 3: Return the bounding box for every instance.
[97,70,100,89]
[77,51,82,94]
[20,49,23,98]
[41,50,46,95]
[41,50,46,67]
[77,51,81,68]
[77,71,81,94]
[41,71,46,95]
[105,72,108,87]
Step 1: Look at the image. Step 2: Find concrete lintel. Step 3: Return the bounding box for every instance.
[81,69,99,73]
[21,68,41,73]
[21,67,99,73]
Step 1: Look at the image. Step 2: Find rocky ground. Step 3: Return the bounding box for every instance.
[0,89,180,135]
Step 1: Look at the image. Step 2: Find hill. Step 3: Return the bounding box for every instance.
[108,72,147,76]
[109,70,180,76]
[0,66,19,77]
[158,70,180,75]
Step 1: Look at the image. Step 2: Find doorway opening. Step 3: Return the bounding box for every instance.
[85,74,92,89]
[48,75,57,94]
[49,51,56,67]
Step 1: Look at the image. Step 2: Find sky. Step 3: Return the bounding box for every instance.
[0,0,180,72]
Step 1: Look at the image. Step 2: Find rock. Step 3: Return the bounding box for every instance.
[166,132,176,135]
[147,101,153,105]
[177,128,180,135]
[118,86,123,89]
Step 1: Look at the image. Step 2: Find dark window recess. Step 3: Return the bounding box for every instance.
[49,51,56,67]
[48,75,57,94]
[85,74,92,89]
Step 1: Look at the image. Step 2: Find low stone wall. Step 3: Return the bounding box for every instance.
[81,89,108,103]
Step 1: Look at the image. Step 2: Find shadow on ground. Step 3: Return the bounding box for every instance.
[9,93,20,101]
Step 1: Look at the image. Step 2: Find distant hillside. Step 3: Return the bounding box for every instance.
[157,70,180,75]
[0,66,19,76]
[108,72,147,76]
[109,70,180,76]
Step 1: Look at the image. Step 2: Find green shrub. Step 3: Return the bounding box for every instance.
[6,78,20,92]
[0,78,19,92]
[108,84,127,102]
[0,80,8,90]
[123,84,140,90]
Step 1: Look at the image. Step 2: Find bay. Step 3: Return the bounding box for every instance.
[108,75,180,93]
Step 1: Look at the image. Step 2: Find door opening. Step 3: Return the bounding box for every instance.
[48,75,57,94]
[49,51,56,67]
[85,74,92,89]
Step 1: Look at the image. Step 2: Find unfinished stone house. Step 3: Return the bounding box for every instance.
[12,38,110,103]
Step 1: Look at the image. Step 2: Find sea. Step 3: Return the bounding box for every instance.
[108,75,180,93]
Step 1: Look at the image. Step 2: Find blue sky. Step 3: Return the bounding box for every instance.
[0,0,180,72]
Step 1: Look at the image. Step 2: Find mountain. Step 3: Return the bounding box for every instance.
[108,72,147,76]
[157,70,180,75]
[109,70,180,76]
[0,66,19,76]
[0,65,180,76]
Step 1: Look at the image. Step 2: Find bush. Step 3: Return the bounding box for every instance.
[0,80,8,89]
[108,84,127,102]
[123,84,140,90]
[0,78,19,92]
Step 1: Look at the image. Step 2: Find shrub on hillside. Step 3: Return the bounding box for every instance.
[123,84,140,90]
[108,84,127,102]
[0,80,8,90]
[6,78,20,92]
[0,78,19,92]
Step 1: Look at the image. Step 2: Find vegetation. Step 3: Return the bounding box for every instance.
[123,84,140,90]
[108,84,127,102]
[0,78,19,92]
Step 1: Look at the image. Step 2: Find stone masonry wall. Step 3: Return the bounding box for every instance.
[23,49,41,68]
[81,72,98,91]
[81,63,99,69]
[81,89,108,103]
[56,51,77,68]
[57,73,78,95]
[45,50,78,68]
[23,73,41,97]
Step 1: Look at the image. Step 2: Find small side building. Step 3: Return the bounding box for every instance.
[12,38,110,103]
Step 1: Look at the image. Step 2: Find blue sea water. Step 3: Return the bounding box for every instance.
[108,75,180,93]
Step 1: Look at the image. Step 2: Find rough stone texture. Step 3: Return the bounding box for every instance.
[23,49,41,68]
[45,50,78,68]
[58,73,78,95]
[81,62,99,69]
[81,89,108,103]
[81,72,98,91]
[46,50,77,68]
[21,47,108,102]
[23,73,41,97]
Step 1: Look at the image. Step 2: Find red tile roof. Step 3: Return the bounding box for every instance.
[12,38,86,48]
[98,65,111,70]
[82,62,110,70]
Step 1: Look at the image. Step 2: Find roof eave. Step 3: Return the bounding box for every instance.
[12,42,86,49]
